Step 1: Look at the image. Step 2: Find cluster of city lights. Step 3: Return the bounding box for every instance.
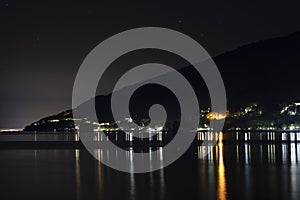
[206,112,229,120]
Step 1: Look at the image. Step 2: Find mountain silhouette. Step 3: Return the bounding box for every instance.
[216,32,300,110]
[24,32,300,131]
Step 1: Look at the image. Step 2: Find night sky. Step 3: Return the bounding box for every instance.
[0,0,299,129]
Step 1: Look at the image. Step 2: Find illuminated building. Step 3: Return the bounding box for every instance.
[206,111,229,120]
[280,102,300,116]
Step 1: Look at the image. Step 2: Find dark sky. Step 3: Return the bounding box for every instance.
[0,0,299,129]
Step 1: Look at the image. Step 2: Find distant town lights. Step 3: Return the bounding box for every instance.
[206,111,229,120]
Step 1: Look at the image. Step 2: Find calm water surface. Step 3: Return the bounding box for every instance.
[0,140,300,200]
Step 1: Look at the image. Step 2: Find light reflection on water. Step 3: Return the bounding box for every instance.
[197,131,300,142]
[217,140,226,200]
[1,134,300,199]
[195,138,300,200]
[90,139,300,200]
[75,149,81,200]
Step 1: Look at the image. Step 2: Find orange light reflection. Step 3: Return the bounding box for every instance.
[217,134,227,200]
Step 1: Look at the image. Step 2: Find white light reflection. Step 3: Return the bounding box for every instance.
[157,132,163,141]
[282,132,287,141]
[245,132,248,141]
[75,149,81,199]
[267,132,275,141]
[245,144,249,165]
[158,147,164,170]
[149,147,152,161]
[75,133,79,141]
[236,145,239,163]
[291,132,296,141]
[97,132,100,141]
[198,132,205,141]
[297,132,300,141]
[291,143,296,164]
[282,144,287,164]
[197,145,207,159]
[158,147,164,161]
[97,149,103,196]
[271,132,275,141]
[267,144,276,164]
[208,145,214,164]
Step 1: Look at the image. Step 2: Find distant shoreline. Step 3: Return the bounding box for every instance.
[1,129,300,134]
[0,130,299,150]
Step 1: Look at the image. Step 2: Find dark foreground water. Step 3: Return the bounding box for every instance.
[0,141,300,200]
